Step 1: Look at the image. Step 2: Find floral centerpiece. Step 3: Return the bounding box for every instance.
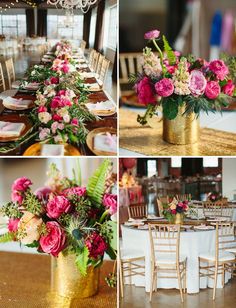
[207,191,222,202]
[132,29,235,144]
[163,198,189,224]
[0,159,117,298]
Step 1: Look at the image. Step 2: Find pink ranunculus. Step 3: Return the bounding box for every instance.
[63,186,86,197]
[39,221,66,257]
[222,80,235,96]
[52,114,63,121]
[155,78,174,97]
[34,186,52,203]
[85,232,108,259]
[46,195,72,219]
[8,218,20,232]
[189,70,207,96]
[209,60,229,81]
[136,77,156,105]
[205,81,221,99]
[144,30,160,40]
[50,76,59,84]
[38,106,47,113]
[12,177,32,192]
[71,118,79,126]
[11,190,23,204]
[103,194,117,215]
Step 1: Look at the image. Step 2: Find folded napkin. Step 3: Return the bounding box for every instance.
[85,83,100,91]
[24,82,40,90]
[94,132,117,153]
[0,121,25,137]
[3,97,32,108]
[41,144,64,156]
[86,101,116,114]
[80,72,99,79]
[77,64,88,69]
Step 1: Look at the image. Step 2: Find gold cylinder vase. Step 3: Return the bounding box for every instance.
[174,213,184,225]
[51,253,100,299]
[163,105,199,145]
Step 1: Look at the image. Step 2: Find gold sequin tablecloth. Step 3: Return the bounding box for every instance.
[0,252,116,308]
[119,108,236,156]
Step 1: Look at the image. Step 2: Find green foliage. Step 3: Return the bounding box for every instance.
[220,53,236,84]
[162,35,176,65]
[87,159,111,205]
[101,221,117,251]
[162,97,179,120]
[25,241,39,248]
[137,104,157,125]
[106,246,116,260]
[22,190,43,216]
[75,246,89,276]
[1,202,22,219]
[72,159,82,186]
[0,232,15,243]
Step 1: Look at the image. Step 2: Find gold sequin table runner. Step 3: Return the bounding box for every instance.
[0,252,116,308]
[119,108,236,156]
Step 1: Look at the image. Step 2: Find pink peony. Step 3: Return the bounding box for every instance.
[189,70,207,96]
[136,77,156,105]
[46,195,72,219]
[63,186,86,197]
[155,78,174,97]
[205,81,221,99]
[8,218,20,233]
[103,194,117,215]
[50,77,59,84]
[12,177,32,192]
[71,118,79,126]
[39,221,66,257]
[209,60,229,81]
[38,106,47,113]
[85,232,108,259]
[222,80,235,96]
[144,30,160,40]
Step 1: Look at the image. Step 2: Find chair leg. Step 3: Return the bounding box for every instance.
[222,263,225,288]
[128,262,132,285]
[213,263,218,301]
[149,268,155,302]
[177,266,184,303]
[184,262,187,293]
[119,261,124,298]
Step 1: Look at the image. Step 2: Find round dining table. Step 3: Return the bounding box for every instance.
[121,224,232,294]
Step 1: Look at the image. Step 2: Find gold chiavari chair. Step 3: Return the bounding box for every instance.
[199,222,236,300]
[203,202,225,219]
[0,63,6,92]
[80,40,86,52]
[88,49,95,66]
[90,51,99,72]
[5,58,15,88]
[156,198,164,216]
[96,54,105,76]
[148,224,187,302]
[174,194,192,201]
[119,248,145,298]
[99,58,110,84]
[128,203,147,219]
[221,206,234,221]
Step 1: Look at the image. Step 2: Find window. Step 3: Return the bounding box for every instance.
[89,7,97,48]
[171,157,182,168]
[0,14,26,37]
[47,13,84,40]
[203,157,219,167]
[103,4,117,50]
[147,160,157,178]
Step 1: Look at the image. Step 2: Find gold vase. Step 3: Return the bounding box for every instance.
[163,105,199,145]
[51,253,100,299]
[174,213,184,224]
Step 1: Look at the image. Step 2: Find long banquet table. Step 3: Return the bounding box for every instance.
[121,224,232,294]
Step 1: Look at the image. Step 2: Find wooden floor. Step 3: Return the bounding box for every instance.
[120,280,236,308]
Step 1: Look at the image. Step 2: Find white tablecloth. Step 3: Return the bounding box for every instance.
[121,225,232,294]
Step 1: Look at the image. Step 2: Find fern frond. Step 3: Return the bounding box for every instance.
[87,159,112,205]
[163,35,176,65]
[0,232,15,243]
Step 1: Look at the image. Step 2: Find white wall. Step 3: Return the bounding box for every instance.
[222,158,236,200]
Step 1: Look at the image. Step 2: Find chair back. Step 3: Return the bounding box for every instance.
[216,222,236,259]
[128,203,147,219]
[88,49,95,66]
[148,224,180,264]
[119,53,143,84]
[80,40,86,52]
[90,51,99,71]
[174,194,192,201]
[96,54,105,76]
[5,58,15,88]
[99,58,110,83]
[156,198,164,216]
[203,201,224,218]
[0,63,6,92]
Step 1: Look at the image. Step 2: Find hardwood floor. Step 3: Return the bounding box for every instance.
[120,280,236,308]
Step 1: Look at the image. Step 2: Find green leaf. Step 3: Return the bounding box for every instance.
[104,221,117,251]
[72,229,83,240]
[87,159,112,205]
[163,35,176,65]
[0,232,15,243]
[162,98,179,120]
[25,240,39,248]
[75,246,89,276]
[106,246,116,260]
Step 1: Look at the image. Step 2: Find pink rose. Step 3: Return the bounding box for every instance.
[12,177,32,192]
[50,76,59,84]
[155,78,174,97]
[46,195,72,219]
[8,218,20,233]
[144,30,160,40]
[136,77,156,105]
[51,96,61,109]
[171,209,177,214]
[61,65,69,73]
[52,114,63,121]
[38,106,47,113]
[222,80,235,96]
[71,118,79,126]
[103,194,117,215]
[205,81,221,99]
[63,186,86,197]
[39,221,66,257]
[11,190,23,204]
[189,70,207,96]
[209,60,229,81]
[85,232,108,259]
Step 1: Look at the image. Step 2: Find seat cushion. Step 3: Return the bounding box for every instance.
[199,252,235,262]
[121,249,145,260]
[155,254,187,265]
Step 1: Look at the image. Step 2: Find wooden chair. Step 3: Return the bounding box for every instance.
[96,54,105,76]
[5,58,15,88]
[0,63,6,92]
[199,222,236,300]
[174,194,192,201]
[148,224,187,302]
[128,203,147,219]
[119,248,145,298]
[80,40,86,52]
[90,51,99,72]
[119,52,143,84]
[99,58,110,84]
[156,198,164,216]
[88,49,95,66]
[203,202,225,219]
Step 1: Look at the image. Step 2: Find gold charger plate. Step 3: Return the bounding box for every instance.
[86,127,117,156]
[23,143,81,156]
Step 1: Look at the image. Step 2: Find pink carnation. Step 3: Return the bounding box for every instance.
[136,77,156,105]
[144,30,160,40]
[39,221,66,257]
[155,78,174,97]
[8,218,20,233]
[85,232,108,259]
[12,177,32,192]
[189,70,207,96]
[209,60,229,81]
[46,195,72,219]
[222,80,235,96]
[103,194,117,215]
[205,81,221,99]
